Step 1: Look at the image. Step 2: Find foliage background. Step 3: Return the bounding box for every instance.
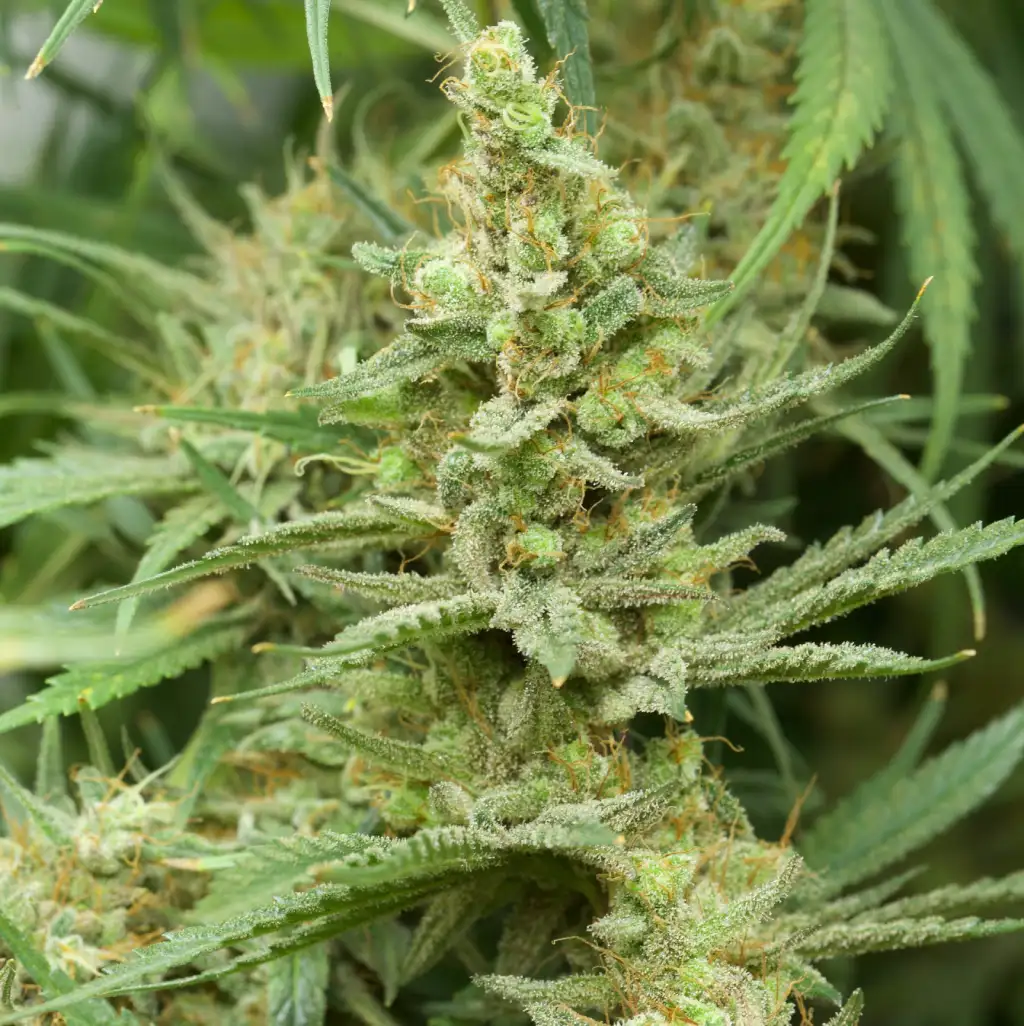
[0,1,1022,1023]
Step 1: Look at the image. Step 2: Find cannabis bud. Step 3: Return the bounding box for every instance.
[4,8,1023,1026]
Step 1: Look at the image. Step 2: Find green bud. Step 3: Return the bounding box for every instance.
[437,447,478,510]
[375,446,420,488]
[516,524,565,568]
[534,308,586,352]
[577,388,647,447]
[415,258,478,311]
[593,216,645,271]
[487,311,518,350]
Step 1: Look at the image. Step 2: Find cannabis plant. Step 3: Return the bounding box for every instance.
[0,149,416,674]
[3,5,1024,1024]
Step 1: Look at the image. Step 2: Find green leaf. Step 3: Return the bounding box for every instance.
[583,505,696,575]
[71,509,432,610]
[801,703,1024,894]
[165,654,250,825]
[689,641,973,687]
[732,424,1024,637]
[266,593,498,660]
[0,602,186,673]
[816,283,899,327]
[439,0,480,44]
[902,0,1024,275]
[648,290,921,438]
[696,855,802,954]
[34,716,66,801]
[762,182,840,380]
[825,991,864,1026]
[79,704,116,778]
[177,439,261,523]
[510,0,554,61]
[476,973,614,1016]
[291,335,439,407]
[0,621,248,736]
[728,685,801,799]
[25,0,96,78]
[577,578,713,610]
[294,566,463,604]
[783,963,842,1006]
[879,427,1024,471]
[17,0,452,70]
[305,0,334,120]
[774,518,1024,638]
[638,255,733,319]
[494,892,571,977]
[193,833,380,920]
[138,404,347,451]
[866,869,1024,922]
[332,961,402,1026]
[365,496,452,531]
[0,448,192,530]
[116,495,227,637]
[301,704,461,780]
[0,233,157,327]
[340,919,411,1007]
[90,919,363,1002]
[837,415,987,638]
[318,828,503,890]
[455,396,568,454]
[686,396,910,494]
[327,165,415,244]
[564,440,643,491]
[873,0,977,479]
[536,0,597,136]
[267,944,330,1026]
[400,878,499,984]
[860,394,1009,424]
[795,915,1024,958]
[0,222,222,316]
[0,958,14,1009]
[709,0,892,318]
[334,0,455,52]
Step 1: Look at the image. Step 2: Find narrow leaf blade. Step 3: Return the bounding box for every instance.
[802,703,1024,893]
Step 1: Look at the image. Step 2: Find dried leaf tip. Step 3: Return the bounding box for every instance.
[321,94,334,122]
[24,55,46,80]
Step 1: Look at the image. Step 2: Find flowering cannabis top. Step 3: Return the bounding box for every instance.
[2,7,1024,1026]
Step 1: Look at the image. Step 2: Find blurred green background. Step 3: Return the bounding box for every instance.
[1,2,1022,1024]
